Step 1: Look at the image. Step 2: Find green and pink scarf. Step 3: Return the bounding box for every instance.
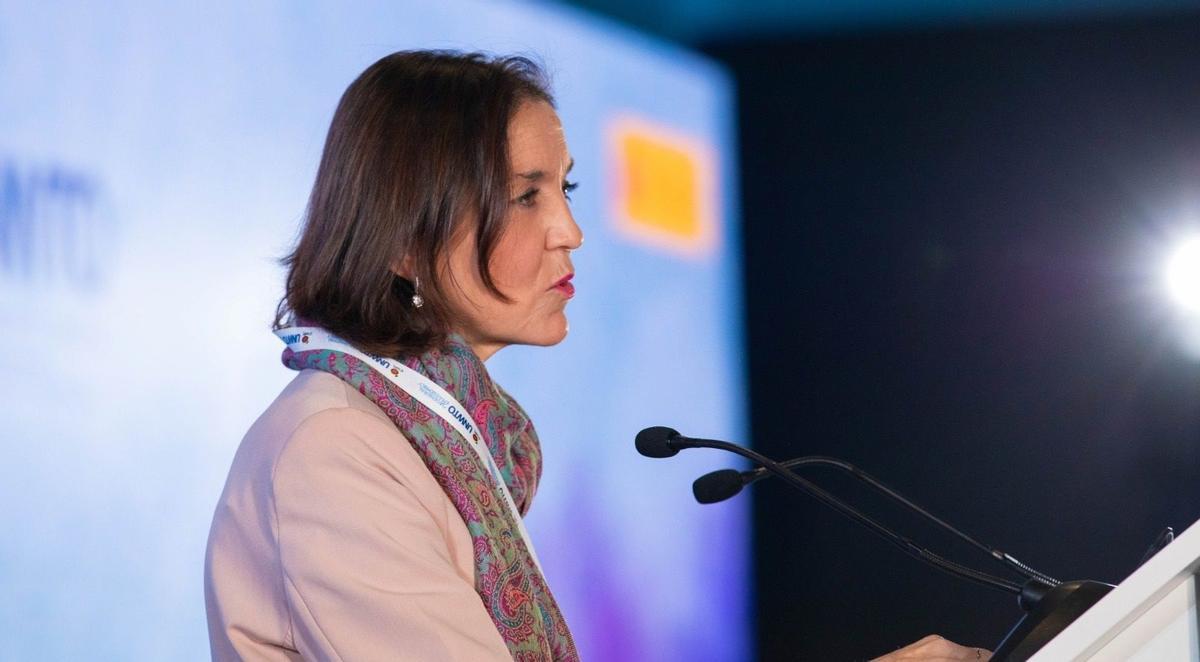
[282,335,578,661]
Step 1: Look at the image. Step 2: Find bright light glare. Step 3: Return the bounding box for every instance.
[1166,238,1200,312]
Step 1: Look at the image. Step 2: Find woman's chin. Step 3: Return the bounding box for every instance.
[527,316,570,347]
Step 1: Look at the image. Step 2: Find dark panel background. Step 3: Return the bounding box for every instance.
[703,13,1200,661]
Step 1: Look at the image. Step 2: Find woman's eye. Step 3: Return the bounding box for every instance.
[515,188,539,206]
[562,180,579,201]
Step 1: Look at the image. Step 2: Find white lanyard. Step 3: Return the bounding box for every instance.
[275,326,544,575]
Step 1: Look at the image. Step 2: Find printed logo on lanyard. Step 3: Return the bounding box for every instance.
[275,326,543,574]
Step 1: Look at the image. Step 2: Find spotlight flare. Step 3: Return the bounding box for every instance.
[1166,238,1200,313]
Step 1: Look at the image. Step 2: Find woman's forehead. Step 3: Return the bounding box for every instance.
[509,101,570,174]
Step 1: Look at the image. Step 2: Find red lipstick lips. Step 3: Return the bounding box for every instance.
[552,274,575,298]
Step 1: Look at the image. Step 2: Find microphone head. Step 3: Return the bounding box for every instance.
[693,469,747,504]
[635,426,682,458]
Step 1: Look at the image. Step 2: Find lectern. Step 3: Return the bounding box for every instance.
[1028,518,1200,660]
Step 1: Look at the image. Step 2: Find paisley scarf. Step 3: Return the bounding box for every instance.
[281,334,579,661]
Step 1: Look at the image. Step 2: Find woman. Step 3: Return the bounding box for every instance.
[205,51,580,660]
[204,50,989,661]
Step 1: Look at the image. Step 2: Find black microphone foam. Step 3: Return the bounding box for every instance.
[692,469,747,504]
[635,426,681,458]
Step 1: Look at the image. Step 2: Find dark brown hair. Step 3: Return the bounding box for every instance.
[276,50,554,357]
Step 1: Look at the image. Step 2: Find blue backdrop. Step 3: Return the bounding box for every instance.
[0,2,747,659]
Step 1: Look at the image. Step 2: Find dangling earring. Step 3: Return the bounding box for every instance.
[411,276,424,309]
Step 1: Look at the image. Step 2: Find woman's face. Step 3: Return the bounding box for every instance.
[442,100,583,360]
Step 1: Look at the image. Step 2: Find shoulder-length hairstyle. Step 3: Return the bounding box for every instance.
[276,50,554,357]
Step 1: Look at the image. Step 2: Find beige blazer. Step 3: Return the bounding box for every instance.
[204,369,512,661]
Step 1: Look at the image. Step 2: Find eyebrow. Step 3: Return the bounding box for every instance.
[514,158,575,181]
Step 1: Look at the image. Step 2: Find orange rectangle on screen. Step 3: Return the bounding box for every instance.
[607,116,718,257]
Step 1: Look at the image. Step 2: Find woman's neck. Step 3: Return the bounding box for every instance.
[453,330,504,362]
[471,342,503,362]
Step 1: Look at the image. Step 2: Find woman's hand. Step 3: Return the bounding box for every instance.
[870,634,992,661]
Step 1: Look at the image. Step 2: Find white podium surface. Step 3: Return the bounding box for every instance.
[1030,519,1200,661]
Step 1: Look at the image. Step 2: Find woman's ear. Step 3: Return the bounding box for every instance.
[390,255,415,281]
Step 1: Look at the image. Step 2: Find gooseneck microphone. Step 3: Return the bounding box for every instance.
[638,425,1118,661]
[694,455,1059,587]
[635,426,1024,594]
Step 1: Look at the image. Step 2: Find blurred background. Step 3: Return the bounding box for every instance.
[3,1,1200,660]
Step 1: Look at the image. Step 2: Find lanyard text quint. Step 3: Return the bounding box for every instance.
[275,326,544,575]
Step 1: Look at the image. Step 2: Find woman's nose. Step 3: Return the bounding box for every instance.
[548,209,584,251]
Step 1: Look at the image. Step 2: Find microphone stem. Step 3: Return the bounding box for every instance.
[762,457,1060,586]
[686,438,1023,595]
